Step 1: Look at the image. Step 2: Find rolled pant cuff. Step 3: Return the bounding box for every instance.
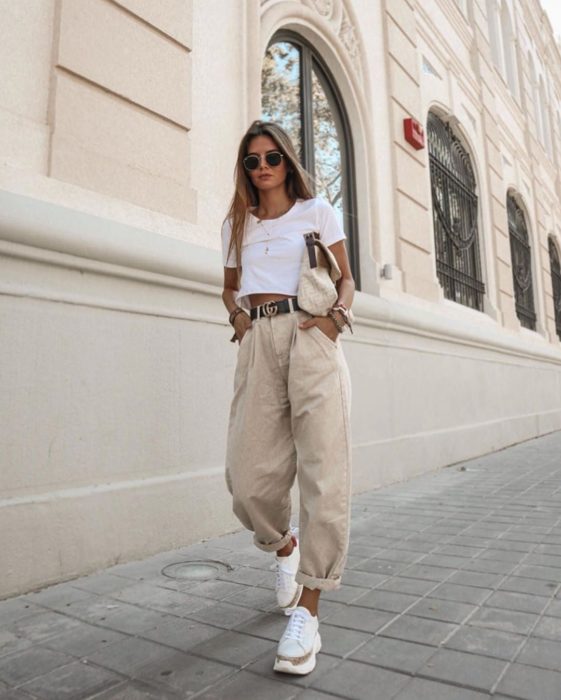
[295,571,342,591]
[253,529,293,553]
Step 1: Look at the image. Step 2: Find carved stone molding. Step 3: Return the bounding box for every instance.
[261,0,363,81]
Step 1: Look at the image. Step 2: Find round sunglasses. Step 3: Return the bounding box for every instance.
[243,151,284,171]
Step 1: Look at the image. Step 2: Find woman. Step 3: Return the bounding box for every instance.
[221,120,354,675]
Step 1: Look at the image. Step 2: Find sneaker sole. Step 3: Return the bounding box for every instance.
[273,632,321,675]
[279,583,304,615]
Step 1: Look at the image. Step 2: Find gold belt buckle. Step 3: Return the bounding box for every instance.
[261,301,278,317]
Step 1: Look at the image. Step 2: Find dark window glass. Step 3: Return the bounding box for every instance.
[427,112,485,310]
[262,33,360,287]
[507,195,536,330]
[548,237,561,340]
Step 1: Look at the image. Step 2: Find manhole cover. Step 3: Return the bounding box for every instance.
[161,560,231,581]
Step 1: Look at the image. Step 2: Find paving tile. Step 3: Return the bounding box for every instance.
[516,636,561,672]
[320,585,369,604]
[187,579,249,601]
[532,615,561,642]
[41,622,128,657]
[513,565,561,582]
[483,591,550,614]
[6,610,81,644]
[89,678,188,698]
[139,616,221,653]
[544,598,561,617]
[351,589,419,614]
[394,677,493,699]
[217,566,274,588]
[71,573,150,596]
[341,569,392,589]
[86,636,179,676]
[19,660,121,700]
[352,559,409,577]
[349,636,435,674]
[448,570,504,588]
[0,690,38,700]
[190,629,276,667]
[379,614,458,646]
[24,584,93,611]
[406,597,477,624]
[320,605,395,634]
[310,659,411,699]
[181,601,262,630]
[0,630,32,660]
[415,647,507,692]
[428,582,491,605]
[498,575,559,597]
[222,586,277,612]
[444,625,525,660]
[134,651,235,694]
[495,662,561,700]
[399,564,455,583]
[315,624,371,657]
[460,558,517,575]
[0,598,43,628]
[198,669,299,699]
[234,612,290,642]
[376,576,438,596]
[0,646,73,686]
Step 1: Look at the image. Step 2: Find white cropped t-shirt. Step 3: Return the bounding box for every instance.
[221,197,346,309]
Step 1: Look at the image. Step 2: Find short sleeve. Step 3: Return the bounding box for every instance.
[221,218,237,267]
[316,198,347,247]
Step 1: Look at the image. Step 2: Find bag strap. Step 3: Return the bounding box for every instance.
[304,232,321,269]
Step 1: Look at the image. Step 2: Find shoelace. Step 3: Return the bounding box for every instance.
[269,560,295,591]
[270,527,299,591]
[283,609,308,641]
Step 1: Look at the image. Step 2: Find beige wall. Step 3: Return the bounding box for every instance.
[1,0,561,599]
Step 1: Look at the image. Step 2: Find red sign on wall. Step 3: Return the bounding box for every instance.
[404,118,425,150]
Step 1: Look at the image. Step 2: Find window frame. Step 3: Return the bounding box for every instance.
[263,30,360,288]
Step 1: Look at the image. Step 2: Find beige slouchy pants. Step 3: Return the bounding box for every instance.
[225,309,352,591]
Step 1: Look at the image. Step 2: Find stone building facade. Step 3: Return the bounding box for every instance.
[1,0,560,598]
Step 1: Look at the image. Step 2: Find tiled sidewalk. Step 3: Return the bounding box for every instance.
[1,431,561,700]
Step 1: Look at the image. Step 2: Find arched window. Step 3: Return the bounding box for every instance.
[427,112,485,310]
[548,237,561,340]
[500,2,518,98]
[261,32,360,286]
[507,194,536,330]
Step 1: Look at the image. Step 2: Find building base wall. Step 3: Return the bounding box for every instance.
[1,191,560,600]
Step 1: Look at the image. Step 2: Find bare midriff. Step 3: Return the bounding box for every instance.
[247,292,294,308]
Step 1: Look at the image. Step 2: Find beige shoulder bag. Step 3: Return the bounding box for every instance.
[297,232,341,317]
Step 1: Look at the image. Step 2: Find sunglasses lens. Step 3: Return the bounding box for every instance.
[243,155,259,170]
[266,152,283,166]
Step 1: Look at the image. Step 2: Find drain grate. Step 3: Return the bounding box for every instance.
[161,560,231,581]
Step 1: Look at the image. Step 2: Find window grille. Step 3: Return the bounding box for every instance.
[427,112,485,310]
[507,195,536,330]
[548,237,561,340]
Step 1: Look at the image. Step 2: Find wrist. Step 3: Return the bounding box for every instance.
[327,309,345,334]
[229,306,245,326]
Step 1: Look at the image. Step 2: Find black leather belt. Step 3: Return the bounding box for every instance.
[250,297,301,320]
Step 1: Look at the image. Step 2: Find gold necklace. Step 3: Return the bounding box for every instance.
[254,200,294,255]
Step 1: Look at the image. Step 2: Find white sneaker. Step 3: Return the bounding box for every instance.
[273,606,321,675]
[270,530,303,615]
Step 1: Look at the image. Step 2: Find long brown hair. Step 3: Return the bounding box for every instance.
[224,120,314,275]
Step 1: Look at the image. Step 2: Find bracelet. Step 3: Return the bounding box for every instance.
[327,309,345,334]
[331,304,354,334]
[229,307,245,326]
